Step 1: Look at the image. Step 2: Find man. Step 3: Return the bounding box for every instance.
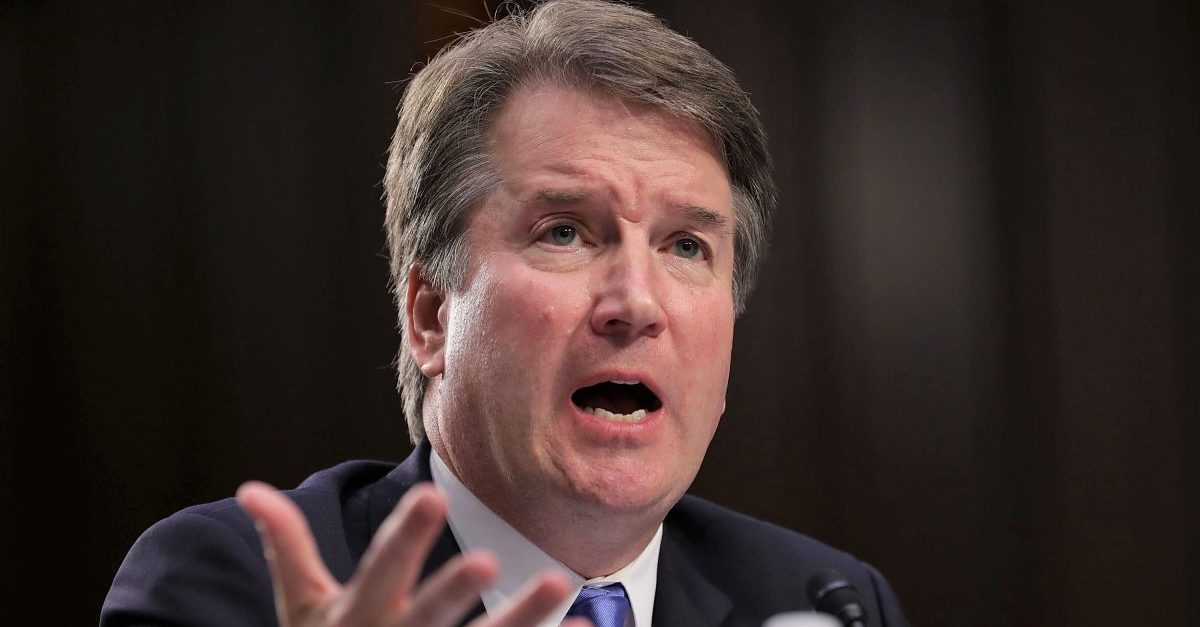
[102,1,908,626]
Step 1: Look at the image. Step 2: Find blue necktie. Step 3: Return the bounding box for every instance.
[565,583,630,627]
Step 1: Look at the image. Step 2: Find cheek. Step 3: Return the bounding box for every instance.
[495,276,575,341]
[454,270,583,371]
[674,294,734,404]
[673,282,734,342]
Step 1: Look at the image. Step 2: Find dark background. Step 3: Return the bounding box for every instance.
[2,1,1197,625]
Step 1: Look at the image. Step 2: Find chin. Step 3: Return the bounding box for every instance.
[556,455,688,516]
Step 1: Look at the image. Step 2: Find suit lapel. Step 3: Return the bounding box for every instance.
[365,441,487,625]
[365,441,434,534]
[652,526,734,627]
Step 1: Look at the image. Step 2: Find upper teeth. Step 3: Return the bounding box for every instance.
[583,407,648,423]
[611,380,640,385]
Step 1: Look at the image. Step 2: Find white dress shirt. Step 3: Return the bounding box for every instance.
[430,449,662,627]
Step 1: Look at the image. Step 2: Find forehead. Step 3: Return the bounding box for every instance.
[486,82,732,208]
[491,82,720,151]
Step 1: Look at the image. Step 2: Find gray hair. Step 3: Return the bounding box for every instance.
[384,0,776,442]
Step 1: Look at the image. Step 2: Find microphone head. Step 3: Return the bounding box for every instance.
[762,612,840,627]
[805,569,867,626]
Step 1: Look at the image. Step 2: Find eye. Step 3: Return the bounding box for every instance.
[671,236,705,259]
[542,224,580,247]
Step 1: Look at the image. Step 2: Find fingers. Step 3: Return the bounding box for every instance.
[400,551,498,625]
[467,571,576,627]
[340,483,449,621]
[237,481,340,620]
[239,480,581,627]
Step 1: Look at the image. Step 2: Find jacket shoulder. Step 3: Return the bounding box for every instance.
[665,494,866,581]
[664,495,909,627]
[100,459,400,627]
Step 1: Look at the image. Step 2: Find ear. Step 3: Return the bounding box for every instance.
[406,264,448,378]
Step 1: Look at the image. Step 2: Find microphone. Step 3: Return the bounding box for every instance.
[806,569,867,627]
[762,612,840,627]
[763,610,840,624]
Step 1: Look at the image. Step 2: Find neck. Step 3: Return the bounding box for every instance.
[431,441,664,578]
[497,497,661,578]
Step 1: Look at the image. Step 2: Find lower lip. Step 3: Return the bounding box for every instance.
[569,403,663,442]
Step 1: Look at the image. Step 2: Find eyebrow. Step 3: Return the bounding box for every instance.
[534,188,589,203]
[681,204,732,234]
[531,188,732,233]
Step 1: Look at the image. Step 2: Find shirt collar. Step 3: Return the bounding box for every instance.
[430,448,662,627]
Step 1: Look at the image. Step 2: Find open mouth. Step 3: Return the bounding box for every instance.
[571,380,662,423]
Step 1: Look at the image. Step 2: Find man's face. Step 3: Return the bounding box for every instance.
[421,82,735,521]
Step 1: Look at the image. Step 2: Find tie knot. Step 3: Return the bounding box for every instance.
[566,583,629,627]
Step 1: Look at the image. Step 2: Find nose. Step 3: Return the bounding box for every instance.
[590,244,667,340]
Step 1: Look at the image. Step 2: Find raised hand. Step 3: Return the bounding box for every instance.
[237,481,591,627]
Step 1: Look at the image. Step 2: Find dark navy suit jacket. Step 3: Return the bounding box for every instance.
[102,441,909,627]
